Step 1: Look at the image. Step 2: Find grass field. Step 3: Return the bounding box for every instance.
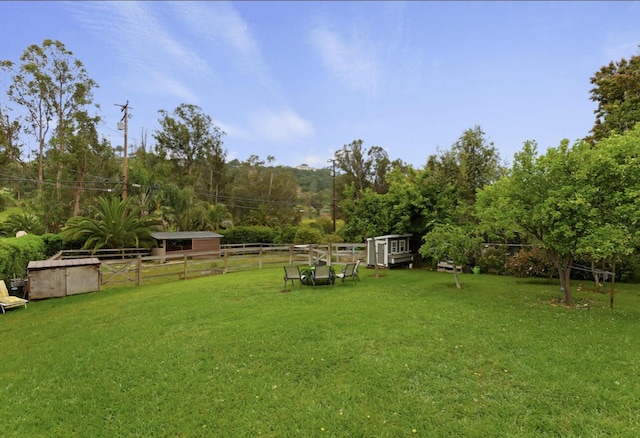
[0,206,21,222]
[1,268,639,437]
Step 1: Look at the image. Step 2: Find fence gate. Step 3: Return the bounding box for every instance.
[102,259,140,285]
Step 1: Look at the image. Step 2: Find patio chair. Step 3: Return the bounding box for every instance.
[283,266,303,289]
[0,280,28,314]
[312,264,334,287]
[336,260,360,284]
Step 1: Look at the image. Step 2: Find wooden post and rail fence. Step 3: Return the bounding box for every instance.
[50,243,366,288]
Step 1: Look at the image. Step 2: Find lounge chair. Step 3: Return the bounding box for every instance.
[283,266,303,289]
[0,280,28,314]
[336,260,360,284]
[312,265,334,287]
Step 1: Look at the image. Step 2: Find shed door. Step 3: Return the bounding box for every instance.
[377,242,386,267]
[30,268,66,299]
[66,266,100,295]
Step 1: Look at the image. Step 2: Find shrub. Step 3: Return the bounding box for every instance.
[294,226,323,244]
[274,225,298,244]
[478,245,509,275]
[219,226,277,244]
[506,246,556,279]
[322,233,344,244]
[0,234,46,280]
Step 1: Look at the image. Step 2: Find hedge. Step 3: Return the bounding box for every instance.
[0,235,46,282]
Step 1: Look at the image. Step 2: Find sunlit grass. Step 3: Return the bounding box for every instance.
[1,268,639,436]
[0,206,21,222]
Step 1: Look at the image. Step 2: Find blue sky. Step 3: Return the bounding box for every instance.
[2,1,640,169]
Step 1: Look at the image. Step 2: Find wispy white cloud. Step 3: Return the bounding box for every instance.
[169,2,273,87]
[308,26,382,96]
[171,2,256,56]
[216,120,253,142]
[69,2,208,98]
[143,73,198,103]
[602,39,640,62]
[252,108,315,143]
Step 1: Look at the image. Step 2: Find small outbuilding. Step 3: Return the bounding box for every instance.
[366,234,415,268]
[150,231,223,259]
[27,258,102,300]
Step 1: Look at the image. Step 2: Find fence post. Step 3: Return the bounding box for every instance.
[136,255,142,286]
[289,245,293,266]
[224,249,228,274]
[328,244,333,266]
[259,246,263,269]
[183,254,188,280]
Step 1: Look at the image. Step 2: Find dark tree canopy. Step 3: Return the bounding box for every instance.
[588,47,640,142]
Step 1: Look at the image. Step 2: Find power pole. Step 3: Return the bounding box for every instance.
[328,158,336,233]
[115,101,131,200]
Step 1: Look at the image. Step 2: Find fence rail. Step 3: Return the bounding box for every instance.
[74,243,366,288]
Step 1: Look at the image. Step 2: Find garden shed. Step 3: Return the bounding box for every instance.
[151,231,223,259]
[366,234,415,268]
[27,258,102,300]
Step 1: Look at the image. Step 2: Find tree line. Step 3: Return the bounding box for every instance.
[2,39,640,307]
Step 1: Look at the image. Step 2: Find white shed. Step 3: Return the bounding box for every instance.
[27,258,102,300]
[366,234,414,268]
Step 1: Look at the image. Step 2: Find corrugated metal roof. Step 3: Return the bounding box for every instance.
[151,231,223,240]
[367,234,412,240]
[27,257,102,270]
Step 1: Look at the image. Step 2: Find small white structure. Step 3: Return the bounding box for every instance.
[366,234,414,268]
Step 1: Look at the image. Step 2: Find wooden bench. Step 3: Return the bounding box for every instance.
[437,261,462,273]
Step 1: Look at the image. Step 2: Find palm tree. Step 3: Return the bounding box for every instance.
[243,204,280,227]
[159,184,208,231]
[204,203,234,231]
[60,196,161,252]
[0,212,44,236]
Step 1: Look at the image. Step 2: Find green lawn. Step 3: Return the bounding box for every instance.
[1,268,639,437]
[0,206,21,222]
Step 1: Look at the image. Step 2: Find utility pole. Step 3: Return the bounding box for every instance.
[115,101,131,200]
[328,158,336,233]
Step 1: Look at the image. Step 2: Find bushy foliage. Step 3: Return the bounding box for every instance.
[506,247,556,279]
[477,245,509,275]
[0,212,44,236]
[40,233,63,257]
[611,253,640,283]
[219,226,276,244]
[60,197,160,251]
[313,216,335,234]
[322,233,344,244]
[274,225,298,244]
[0,234,46,280]
[294,226,323,245]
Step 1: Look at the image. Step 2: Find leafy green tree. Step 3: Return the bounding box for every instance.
[159,184,207,231]
[229,155,299,226]
[67,110,119,216]
[419,224,482,289]
[154,104,226,191]
[1,39,99,197]
[588,48,640,142]
[60,196,160,252]
[477,127,640,306]
[338,187,393,242]
[0,105,33,191]
[334,140,404,197]
[204,203,234,231]
[426,125,502,224]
